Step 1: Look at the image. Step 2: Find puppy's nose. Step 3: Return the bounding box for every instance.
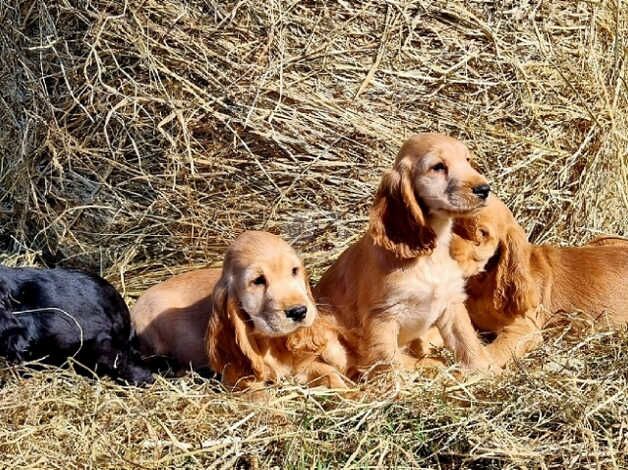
[285,305,307,322]
[472,184,490,200]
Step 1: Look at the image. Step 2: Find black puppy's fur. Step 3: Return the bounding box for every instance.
[0,266,153,385]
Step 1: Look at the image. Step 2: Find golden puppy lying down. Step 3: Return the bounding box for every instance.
[451,195,628,368]
[207,231,354,389]
[317,133,495,374]
[133,231,353,388]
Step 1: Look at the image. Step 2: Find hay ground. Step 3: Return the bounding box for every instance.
[0,0,627,468]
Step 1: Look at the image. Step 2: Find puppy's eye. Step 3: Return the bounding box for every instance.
[431,162,447,172]
[478,228,489,238]
[252,275,266,286]
[292,267,299,276]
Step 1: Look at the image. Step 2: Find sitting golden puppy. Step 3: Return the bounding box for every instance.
[131,268,220,372]
[207,231,354,390]
[316,133,495,375]
[451,195,628,368]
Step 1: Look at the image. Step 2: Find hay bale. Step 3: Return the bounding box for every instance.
[0,0,626,467]
[1,0,625,283]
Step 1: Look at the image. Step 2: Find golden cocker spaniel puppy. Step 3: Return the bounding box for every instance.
[316,133,495,374]
[451,195,628,368]
[207,231,354,390]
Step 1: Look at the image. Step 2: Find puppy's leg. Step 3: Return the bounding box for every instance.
[407,326,444,358]
[486,315,543,368]
[229,377,269,401]
[361,316,418,373]
[305,361,348,389]
[407,338,431,358]
[406,337,447,370]
[436,302,495,372]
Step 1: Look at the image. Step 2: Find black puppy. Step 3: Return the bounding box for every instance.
[0,266,153,385]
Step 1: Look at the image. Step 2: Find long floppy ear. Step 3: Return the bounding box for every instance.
[0,281,29,361]
[368,167,436,258]
[493,226,538,316]
[452,216,478,241]
[0,279,12,314]
[206,278,267,386]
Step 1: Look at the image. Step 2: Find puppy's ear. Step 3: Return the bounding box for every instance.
[0,279,12,314]
[368,168,436,258]
[0,283,29,361]
[305,272,316,305]
[493,226,538,316]
[452,217,478,241]
[206,279,266,386]
[0,326,29,362]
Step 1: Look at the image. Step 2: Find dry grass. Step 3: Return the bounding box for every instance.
[0,0,626,468]
[0,328,626,468]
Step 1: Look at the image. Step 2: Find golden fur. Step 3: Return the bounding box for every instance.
[206,231,354,389]
[316,133,495,374]
[131,268,221,371]
[451,195,628,367]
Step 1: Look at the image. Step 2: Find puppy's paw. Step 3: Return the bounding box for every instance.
[245,388,272,403]
[415,357,447,370]
[461,361,502,379]
[325,372,349,390]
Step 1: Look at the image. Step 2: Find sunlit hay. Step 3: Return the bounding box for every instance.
[0,0,626,467]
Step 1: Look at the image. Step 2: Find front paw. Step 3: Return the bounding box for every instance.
[465,358,502,376]
[326,372,349,389]
[459,347,502,375]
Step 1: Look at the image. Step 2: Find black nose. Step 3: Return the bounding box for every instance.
[285,305,307,322]
[472,184,490,200]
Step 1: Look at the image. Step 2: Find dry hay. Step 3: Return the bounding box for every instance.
[0,328,626,468]
[0,0,626,468]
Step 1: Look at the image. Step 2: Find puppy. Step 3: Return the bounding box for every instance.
[131,268,221,373]
[206,231,353,390]
[316,133,494,374]
[0,266,153,385]
[451,195,628,367]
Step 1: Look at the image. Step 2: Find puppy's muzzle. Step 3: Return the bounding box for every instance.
[472,184,490,200]
[284,305,307,322]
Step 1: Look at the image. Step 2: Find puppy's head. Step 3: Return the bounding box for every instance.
[402,133,490,215]
[207,231,317,385]
[369,133,489,258]
[451,195,537,316]
[220,230,316,336]
[223,231,316,337]
[450,195,510,277]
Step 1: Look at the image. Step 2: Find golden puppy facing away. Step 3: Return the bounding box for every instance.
[451,195,628,368]
[131,268,221,372]
[316,133,495,374]
[207,231,354,390]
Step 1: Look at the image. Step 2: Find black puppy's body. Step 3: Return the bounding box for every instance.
[0,266,153,385]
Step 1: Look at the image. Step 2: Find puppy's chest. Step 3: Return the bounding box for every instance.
[385,254,466,342]
[262,346,319,381]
